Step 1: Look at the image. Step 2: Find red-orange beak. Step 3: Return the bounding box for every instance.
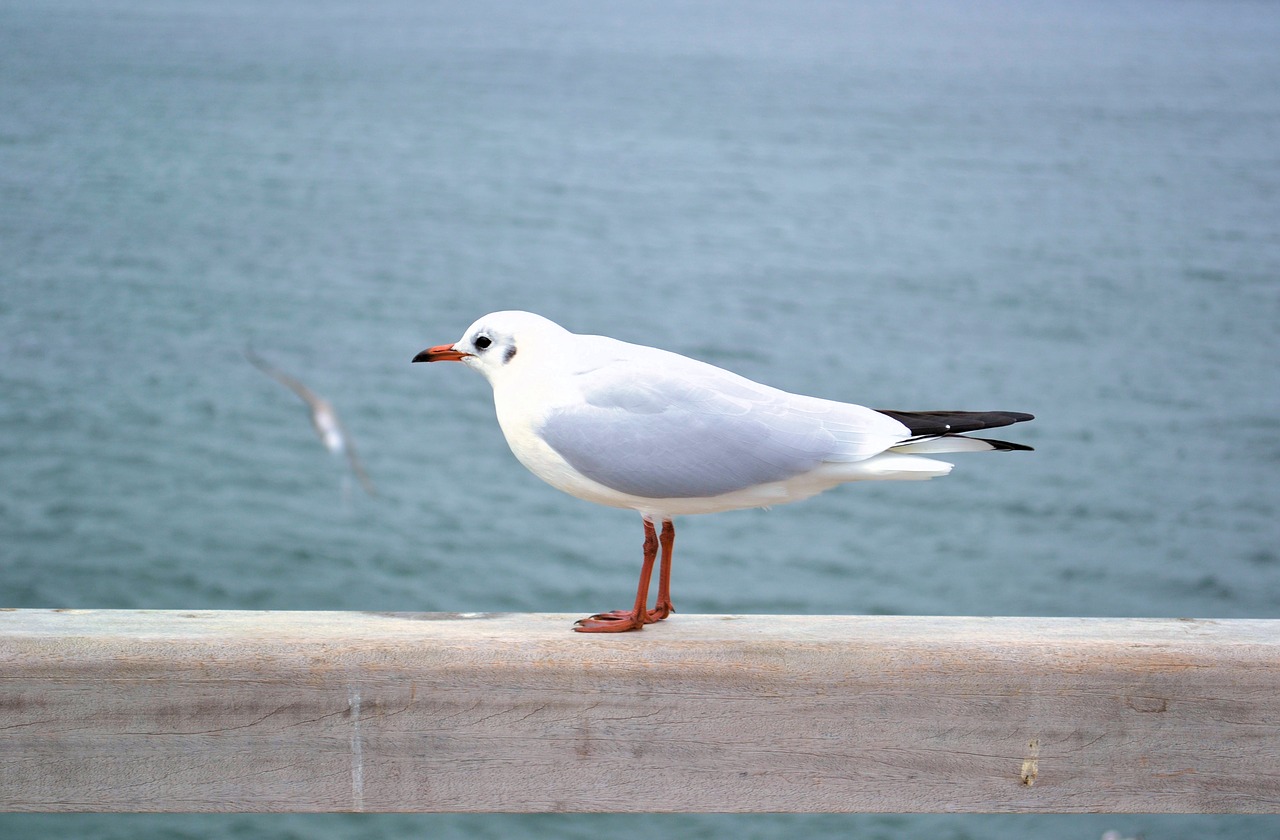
[412,344,469,363]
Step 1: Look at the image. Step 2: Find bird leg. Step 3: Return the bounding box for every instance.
[583,518,677,626]
[574,518,664,633]
[649,519,676,621]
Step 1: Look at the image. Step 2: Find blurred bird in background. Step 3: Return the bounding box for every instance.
[245,346,377,499]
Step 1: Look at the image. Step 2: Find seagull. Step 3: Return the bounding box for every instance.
[414,311,1032,632]
[246,347,377,497]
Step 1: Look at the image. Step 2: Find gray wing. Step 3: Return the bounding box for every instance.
[245,347,324,407]
[536,361,905,500]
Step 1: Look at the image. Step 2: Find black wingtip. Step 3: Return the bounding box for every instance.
[971,437,1035,452]
[875,409,1035,437]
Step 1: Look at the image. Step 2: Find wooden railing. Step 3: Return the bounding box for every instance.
[2,609,1277,812]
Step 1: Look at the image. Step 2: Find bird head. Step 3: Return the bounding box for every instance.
[413,310,569,385]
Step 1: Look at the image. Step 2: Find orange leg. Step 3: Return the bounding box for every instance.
[650,519,676,621]
[574,518,673,633]
[585,519,677,625]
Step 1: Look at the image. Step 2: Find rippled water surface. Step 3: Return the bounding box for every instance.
[2,1,1278,837]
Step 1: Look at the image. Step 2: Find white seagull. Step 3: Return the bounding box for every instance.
[414,311,1033,632]
[246,347,377,497]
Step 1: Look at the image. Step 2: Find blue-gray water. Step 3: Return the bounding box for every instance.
[2,1,1278,837]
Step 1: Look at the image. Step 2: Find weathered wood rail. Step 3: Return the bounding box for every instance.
[1,610,1277,813]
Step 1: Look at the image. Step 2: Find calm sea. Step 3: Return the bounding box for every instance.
[2,1,1278,837]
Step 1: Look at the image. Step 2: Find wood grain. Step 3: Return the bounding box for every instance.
[1,610,1277,813]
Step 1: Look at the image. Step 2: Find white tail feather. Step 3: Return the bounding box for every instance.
[841,452,954,481]
[890,436,1003,455]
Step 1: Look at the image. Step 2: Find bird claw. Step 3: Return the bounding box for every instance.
[579,609,635,623]
[649,602,675,621]
[574,614,646,633]
[573,603,675,632]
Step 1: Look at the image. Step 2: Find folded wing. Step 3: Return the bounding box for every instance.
[537,361,908,500]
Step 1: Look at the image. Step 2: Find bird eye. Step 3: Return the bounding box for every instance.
[474,335,492,350]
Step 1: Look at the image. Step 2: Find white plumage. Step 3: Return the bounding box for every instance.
[415,311,1032,632]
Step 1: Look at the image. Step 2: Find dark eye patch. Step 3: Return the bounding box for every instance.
[503,345,517,364]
